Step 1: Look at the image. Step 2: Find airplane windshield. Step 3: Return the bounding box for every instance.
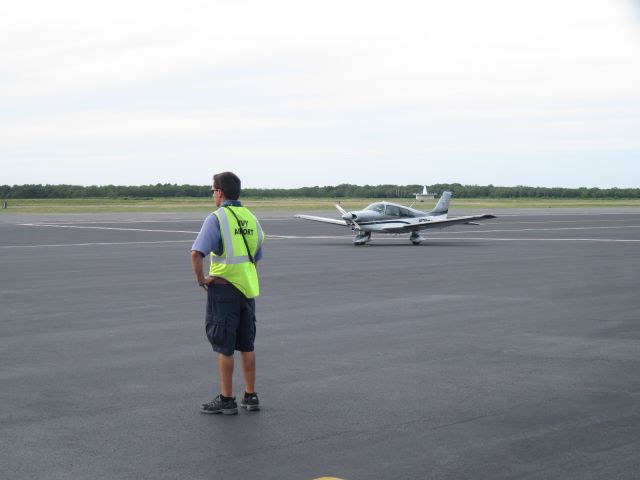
[385,205,400,216]
[365,203,385,214]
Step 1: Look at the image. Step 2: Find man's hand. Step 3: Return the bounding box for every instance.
[198,276,218,291]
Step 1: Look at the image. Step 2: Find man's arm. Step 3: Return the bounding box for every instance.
[191,251,208,290]
[190,213,223,291]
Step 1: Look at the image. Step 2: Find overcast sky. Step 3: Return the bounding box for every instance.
[2,0,639,188]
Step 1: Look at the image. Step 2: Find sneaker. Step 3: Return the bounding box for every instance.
[200,395,238,415]
[240,392,260,411]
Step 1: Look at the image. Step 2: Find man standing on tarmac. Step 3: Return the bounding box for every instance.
[191,172,265,415]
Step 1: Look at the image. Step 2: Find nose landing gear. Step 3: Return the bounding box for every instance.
[353,232,371,245]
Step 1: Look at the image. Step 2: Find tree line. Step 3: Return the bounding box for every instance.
[1,183,638,199]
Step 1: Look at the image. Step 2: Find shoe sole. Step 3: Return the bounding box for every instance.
[200,407,238,415]
[240,404,260,411]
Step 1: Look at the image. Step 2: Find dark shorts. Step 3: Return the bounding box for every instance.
[205,284,256,356]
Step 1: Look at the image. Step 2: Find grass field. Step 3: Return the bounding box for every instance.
[1,196,640,213]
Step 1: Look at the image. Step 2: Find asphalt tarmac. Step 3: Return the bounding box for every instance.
[1,207,640,479]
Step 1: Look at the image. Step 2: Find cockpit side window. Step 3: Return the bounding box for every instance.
[398,207,414,217]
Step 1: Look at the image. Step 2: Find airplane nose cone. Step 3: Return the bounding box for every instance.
[342,212,356,222]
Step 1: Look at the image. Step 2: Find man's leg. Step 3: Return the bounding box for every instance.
[201,352,237,414]
[241,351,256,393]
[218,353,234,397]
[239,351,260,411]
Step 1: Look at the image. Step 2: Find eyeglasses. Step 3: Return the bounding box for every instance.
[211,188,221,194]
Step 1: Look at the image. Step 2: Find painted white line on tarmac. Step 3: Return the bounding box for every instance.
[18,223,198,234]
[15,219,202,225]
[20,223,640,236]
[3,236,638,249]
[13,217,300,225]
[468,211,640,217]
[13,223,639,244]
[0,240,194,249]
[429,237,640,243]
[268,235,353,239]
[268,235,640,243]
[428,225,640,235]
[492,219,634,225]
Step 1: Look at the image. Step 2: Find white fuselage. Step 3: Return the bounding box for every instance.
[342,201,446,233]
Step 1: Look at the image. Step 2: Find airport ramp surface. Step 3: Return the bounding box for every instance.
[2,209,640,479]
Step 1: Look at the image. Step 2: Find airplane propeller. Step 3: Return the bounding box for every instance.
[335,204,361,230]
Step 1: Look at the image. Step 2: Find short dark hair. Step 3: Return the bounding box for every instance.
[213,172,241,200]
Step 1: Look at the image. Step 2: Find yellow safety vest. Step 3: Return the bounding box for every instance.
[209,206,264,298]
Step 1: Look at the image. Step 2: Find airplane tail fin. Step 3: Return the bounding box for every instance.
[430,191,452,216]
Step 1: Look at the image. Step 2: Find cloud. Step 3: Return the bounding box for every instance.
[1,0,639,187]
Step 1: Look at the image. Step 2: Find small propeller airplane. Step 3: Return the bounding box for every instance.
[295,191,496,245]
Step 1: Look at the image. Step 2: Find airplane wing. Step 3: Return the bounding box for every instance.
[294,214,350,226]
[381,214,496,233]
